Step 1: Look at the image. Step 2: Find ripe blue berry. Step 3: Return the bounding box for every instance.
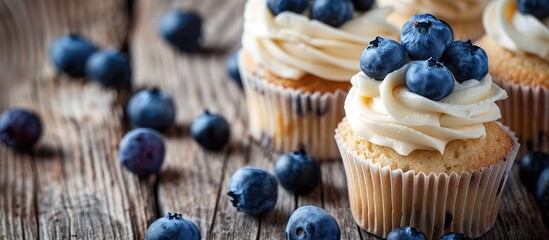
[146,212,200,240]
[226,49,243,89]
[50,34,98,77]
[285,205,341,240]
[85,49,132,87]
[127,88,176,131]
[227,167,278,216]
[401,14,454,60]
[439,232,472,240]
[518,0,549,20]
[274,149,321,195]
[351,0,374,11]
[311,0,354,27]
[0,109,42,151]
[191,111,230,151]
[158,10,202,52]
[267,0,309,16]
[519,151,549,193]
[387,226,427,240]
[537,168,549,219]
[118,128,165,177]
[405,58,455,101]
[440,40,488,83]
[360,36,408,80]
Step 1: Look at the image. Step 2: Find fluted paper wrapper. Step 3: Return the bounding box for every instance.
[240,63,347,160]
[496,79,549,153]
[335,123,519,239]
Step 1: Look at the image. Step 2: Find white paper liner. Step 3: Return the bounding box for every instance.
[239,58,347,160]
[496,79,549,154]
[335,122,519,239]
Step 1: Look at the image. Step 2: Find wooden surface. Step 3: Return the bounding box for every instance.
[0,0,548,239]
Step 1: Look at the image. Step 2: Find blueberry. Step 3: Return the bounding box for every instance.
[85,49,132,87]
[537,168,549,219]
[285,205,341,240]
[158,10,202,52]
[127,88,176,131]
[227,167,278,216]
[519,151,549,192]
[274,149,321,195]
[387,226,427,240]
[440,40,488,83]
[118,128,165,177]
[351,0,374,11]
[226,49,243,89]
[360,36,408,80]
[190,110,230,151]
[405,58,455,101]
[401,14,454,60]
[439,232,472,240]
[0,109,42,151]
[50,34,98,77]
[267,0,308,16]
[518,0,549,20]
[146,212,200,240]
[311,0,354,28]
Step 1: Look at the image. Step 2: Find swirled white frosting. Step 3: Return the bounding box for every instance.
[377,0,490,21]
[345,64,507,155]
[242,0,400,81]
[484,0,549,61]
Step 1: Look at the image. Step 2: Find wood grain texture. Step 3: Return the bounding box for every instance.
[1,0,549,239]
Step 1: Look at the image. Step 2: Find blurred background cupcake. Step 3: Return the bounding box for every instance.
[377,0,491,40]
[239,0,399,160]
[477,0,549,153]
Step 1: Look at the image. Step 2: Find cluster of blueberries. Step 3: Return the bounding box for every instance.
[360,14,488,101]
[519,151,549,222]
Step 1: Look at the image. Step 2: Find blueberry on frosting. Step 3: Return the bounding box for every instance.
[267,0,309,16]
[360,36,407,80]
[352,0,375,12]
[518,0,549,20]
[441,40,489,83]
[311,0,354,27]
[401,13,454,61]
[405,58,455,101]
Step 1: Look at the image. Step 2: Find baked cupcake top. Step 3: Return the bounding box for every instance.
[242,0,400,82]
[484,0,549,61]
[378,0,490,22]
[345,14,508,156]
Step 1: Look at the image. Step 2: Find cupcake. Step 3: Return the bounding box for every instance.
[477,0,549,153]
[335,14,519,239]
[377,0,491,40]
[239,0,399,160]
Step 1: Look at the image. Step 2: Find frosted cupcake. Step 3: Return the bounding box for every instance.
[335,14,519,239]
[477,0,549,153]
[377,0,491,40]
[240,0,399,160]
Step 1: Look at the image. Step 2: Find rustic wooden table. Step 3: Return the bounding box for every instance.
[1,0,548,239]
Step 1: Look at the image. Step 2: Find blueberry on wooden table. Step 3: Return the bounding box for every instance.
[227,167,278,216]
[439,232,472,240]
[519,151,549,192]
[0,108,42,151]
[405,58,455,101]
[146,212,200,240]
[226,49,243,89]
[190,110,230,151]
[360,36,407,80]
[267,0,309,16]
[274,149,321,195]
[440,40,488,83]
[85,49,132,87]
[158,10,202,53]
[50,34,98,77]
[311,0,354,27]
[387,226,427,240]
[127,88,175,131]
[118,128,165,177]
[401,13,454,60]
[285,205,341,240]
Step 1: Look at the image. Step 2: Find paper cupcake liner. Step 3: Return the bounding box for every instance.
[335,123,519,239]
[496,79,549,154]
[239,62,347,160]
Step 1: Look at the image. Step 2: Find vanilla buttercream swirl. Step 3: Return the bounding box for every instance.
[345,64,507,155]
[377,0,490,21]
[484,0,549,61]
[242,0,400,81]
